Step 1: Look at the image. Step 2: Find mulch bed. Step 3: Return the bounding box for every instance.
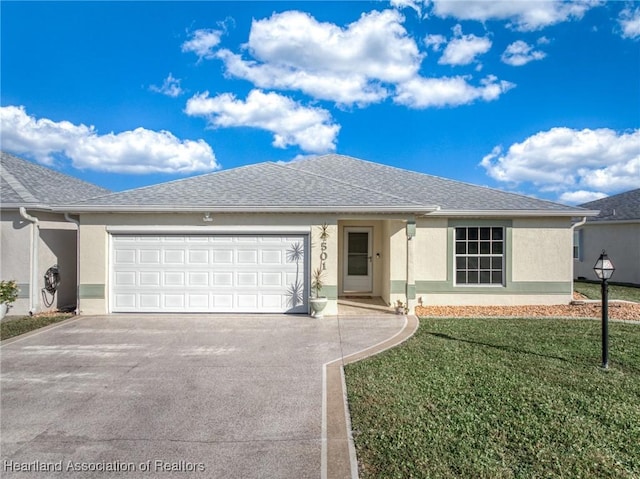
[415,301,640,321]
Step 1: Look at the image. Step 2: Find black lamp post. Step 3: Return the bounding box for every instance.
[593,250,615,369]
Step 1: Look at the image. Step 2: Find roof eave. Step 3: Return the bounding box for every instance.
[0,203,53,212]
[583,218,640,225]
[53,205,441,214]
[428,209,600,217]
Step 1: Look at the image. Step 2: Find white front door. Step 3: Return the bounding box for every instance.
[343,227,373,293]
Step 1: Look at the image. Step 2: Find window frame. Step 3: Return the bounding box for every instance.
[454,226,506,287]
[573,229,583,262]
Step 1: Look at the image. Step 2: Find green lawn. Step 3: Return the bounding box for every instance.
[0,314,74,340]
[574,280,640,302]
[345,318,640,479]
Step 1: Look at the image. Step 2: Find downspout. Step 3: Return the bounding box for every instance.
[64,213,80,315]
[406,221,416,314]
[570,217,588,301]
[406,236,411,312]
[19,207,40,315]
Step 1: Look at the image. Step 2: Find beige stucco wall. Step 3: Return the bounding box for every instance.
[1,210,31,315]
[574,222,640,285]
[78,212,341,315]
[511,218,573,282]
[381,221,391,302]
[413,216,574,306]
[1,209,77,316]
[414,218,448,282]
[77,212,580,313]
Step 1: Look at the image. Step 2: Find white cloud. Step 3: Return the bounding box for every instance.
[394,75,514,108]
[424,34,447,51]
[214,9,422,106]
[480,127,640,200]
[390,0,424,17]
[429,0,602,31]
[185,90,340,153]
[211,9,513,109]
[216,50,388,106]
[501,40,547,66]
[181,29,223,60]
[0,105,218,174]
[559,190,607,204]
[149,73,184,97]
[438,24,492,65]
[619,6,640,39]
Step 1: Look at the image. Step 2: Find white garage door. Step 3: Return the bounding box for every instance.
[110,235,308,313]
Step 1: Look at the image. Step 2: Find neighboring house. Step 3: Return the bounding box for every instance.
[574,189,640,285]
[0,152,110,315]
[59,154,597,316]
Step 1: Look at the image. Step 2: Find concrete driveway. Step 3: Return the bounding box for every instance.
[1,314,407,478]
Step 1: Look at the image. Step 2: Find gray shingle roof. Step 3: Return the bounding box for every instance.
[288,154,581,212]
[579,188,640,222]
[72,161,426,210]
[1,152,111,208]
[67,154,592,216]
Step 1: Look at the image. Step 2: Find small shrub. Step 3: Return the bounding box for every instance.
[0,280,19,304]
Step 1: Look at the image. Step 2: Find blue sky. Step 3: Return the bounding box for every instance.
[2,1,639,204]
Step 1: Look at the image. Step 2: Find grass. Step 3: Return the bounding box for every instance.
[0,313,74,340]
[345,318,640,479]
[574,280,640,302]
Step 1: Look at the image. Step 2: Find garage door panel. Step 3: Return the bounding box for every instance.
[237,294,258,309]
[114,294,136,308]
[139,250,160,264]
[237,272,258,287]
[164,295,184,308]
[188,250,209,264]
[211,294,233,308]
[165,272,185,286]
[115,250,136,264]
[189,294,210,308]
[261,272,282,287]
[115,271,136,286]
[186,272,208,286]
[164,250,184,264]
[213,250,233,263]
[140,272,160,286]
[212,272,233,286]
[261,250,282,264]
[237,237,258,243]
[111,234,308,313]
[261,294,283,308]
[237,250,258,264]
[186,236,208,243]
[140,294,161,308]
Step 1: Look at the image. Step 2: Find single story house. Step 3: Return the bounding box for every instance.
[0,152,110,316]
[59,154,597,316]
[574,188,640,285]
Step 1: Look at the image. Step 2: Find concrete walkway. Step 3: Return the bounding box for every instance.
[1,313,415,479]
[323,314,419,479]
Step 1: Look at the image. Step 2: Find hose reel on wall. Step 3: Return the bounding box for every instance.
[42,264,60,308]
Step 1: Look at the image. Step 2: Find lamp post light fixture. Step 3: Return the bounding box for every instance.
[593,250,615,369]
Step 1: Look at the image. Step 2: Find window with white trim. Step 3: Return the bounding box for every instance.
[573,229,582,261]
[455,226,504,285]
